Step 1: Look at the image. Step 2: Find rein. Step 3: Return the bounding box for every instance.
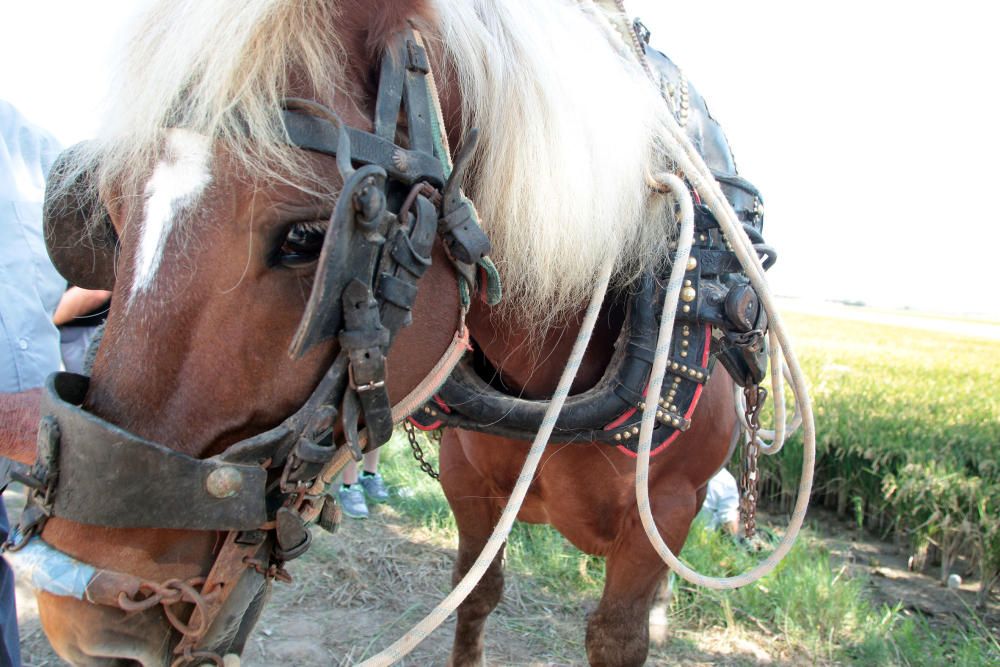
[2,27,491,665]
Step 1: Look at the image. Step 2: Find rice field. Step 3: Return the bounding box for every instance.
[760,308,1000,603]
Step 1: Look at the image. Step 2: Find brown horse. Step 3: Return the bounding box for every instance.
[18,1,746,665]
[439,304,735,666]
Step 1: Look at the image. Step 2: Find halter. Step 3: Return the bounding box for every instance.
[1,27,491,665]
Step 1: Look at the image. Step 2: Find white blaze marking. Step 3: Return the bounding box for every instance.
[131,129,212,300]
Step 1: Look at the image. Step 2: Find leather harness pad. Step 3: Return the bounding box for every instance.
[411,272,713,452]
[42,373,267,531]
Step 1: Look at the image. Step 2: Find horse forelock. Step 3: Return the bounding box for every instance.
[75,0,676,328]
[79,0,353,215]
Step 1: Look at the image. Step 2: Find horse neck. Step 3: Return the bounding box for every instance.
[465,298,623,400]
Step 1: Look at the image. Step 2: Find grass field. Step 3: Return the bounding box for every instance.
[372,307,1000,665]
[771,312,999,600]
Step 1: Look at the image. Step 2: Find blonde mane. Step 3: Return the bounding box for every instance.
[79,0,348,204]
[78,0,678,324]
[434,0,677,322]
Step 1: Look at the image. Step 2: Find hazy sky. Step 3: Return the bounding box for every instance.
[3,1,997,316]
[632,1,1000,316]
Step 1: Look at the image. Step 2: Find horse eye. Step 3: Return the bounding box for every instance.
[277,222,327,268]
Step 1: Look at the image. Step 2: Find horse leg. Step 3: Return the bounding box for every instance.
[585,491,698,667]
[439,430,506,667]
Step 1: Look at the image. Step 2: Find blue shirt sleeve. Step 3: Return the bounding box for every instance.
[0,101,66,392]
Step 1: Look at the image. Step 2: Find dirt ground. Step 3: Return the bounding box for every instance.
[9,494,998,666]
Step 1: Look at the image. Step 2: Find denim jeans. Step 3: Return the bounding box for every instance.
[0,498,21,667]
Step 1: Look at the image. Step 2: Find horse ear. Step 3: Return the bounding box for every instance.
[43,143,118,290]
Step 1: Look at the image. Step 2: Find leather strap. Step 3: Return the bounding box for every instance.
[281,111,444,187]
[41,373,268,531]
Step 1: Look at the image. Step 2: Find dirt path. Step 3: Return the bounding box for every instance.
[808,508,999,639]
[9,498,997,665]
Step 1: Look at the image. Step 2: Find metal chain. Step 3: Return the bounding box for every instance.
[403,420,440,480]
[244,557,293,584]
[739,384,767,538]
[117,577,219,642]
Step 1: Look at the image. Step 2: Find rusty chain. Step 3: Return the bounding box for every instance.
[117,576,219,644]
[403,420,441,480]
[739,384,767,539]
[244,556,293,584]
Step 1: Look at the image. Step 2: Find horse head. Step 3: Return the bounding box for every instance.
[30,2,478,663]
[25,1,684,664]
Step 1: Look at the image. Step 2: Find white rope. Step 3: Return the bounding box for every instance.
[633,119,816,588]
[353,14,815,663]
[358,256,616,666]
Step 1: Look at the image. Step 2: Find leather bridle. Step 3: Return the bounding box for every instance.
[0,27,491,665]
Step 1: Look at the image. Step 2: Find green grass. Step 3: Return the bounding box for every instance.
[370,310,1000,663]
[376,430,999,665]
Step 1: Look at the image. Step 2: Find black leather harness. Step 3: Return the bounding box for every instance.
[0,21,777,664]
[409,44,775,456]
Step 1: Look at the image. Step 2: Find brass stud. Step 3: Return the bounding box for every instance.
[683,279,692,287]
[680,351,688,357]
[697,372,704,379]
[656,410,664,418]
[671,362,679,370]
[682,305,691,313]
[686,257,698,271]
[671,404,679,412]
[623,431,631,439]
[672,418,680,427]
[681,365,688,372]
[423,406,431,414]
[631,426,639,435]
[673,377,681,384]
[681,340,689,347]
[430,409,438,417]
[614,433,622,441]
[206,466,244,499]
[680,286,697,303]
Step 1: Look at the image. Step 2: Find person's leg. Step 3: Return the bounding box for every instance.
[342,460,359,486]
[358,449,389,503]
[0,497,22,667]
[338,461,368,519]
[361,448,380,474]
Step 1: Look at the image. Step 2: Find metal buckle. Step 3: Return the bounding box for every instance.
[347,361,385,393]
[355,379,385,393]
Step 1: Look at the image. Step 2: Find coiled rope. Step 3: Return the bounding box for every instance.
[635,116,816,588]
